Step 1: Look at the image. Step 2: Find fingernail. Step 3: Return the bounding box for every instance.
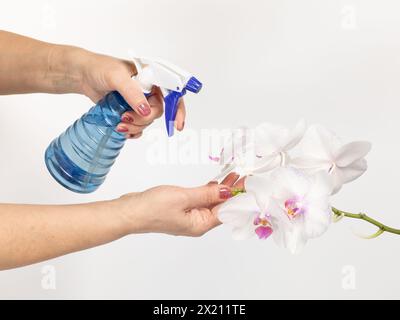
[121,115,133,123]
[136,103,151,116]
[117,126,128,133]
[219,187,233,200]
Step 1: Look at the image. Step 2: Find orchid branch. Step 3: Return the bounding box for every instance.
[331,207,400,237]
[230,189,400,237]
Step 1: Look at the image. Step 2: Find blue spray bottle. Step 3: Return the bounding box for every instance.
[45,57,202,193]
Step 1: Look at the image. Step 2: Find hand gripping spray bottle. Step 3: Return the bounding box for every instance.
[45,57,202,193]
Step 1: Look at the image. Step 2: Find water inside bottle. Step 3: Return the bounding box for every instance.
[45,96,126,193]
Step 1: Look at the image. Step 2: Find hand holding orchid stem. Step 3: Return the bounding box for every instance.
[212,120,399,254]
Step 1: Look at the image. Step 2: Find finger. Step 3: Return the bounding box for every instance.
[233,176,246,190]
[116,123,146,136]
[220,172,240,187]
[113,76,152,118]
[148,86,164,120]
[208,215,223,229]
[184,184,233,210]
[211,176,246,223]
[175,99,186,131]
[207,172,238,185]
[126,132,143,140]
[120,87,163,126]
[120,111,153,126]
[189,208,222,236]
[204,208,223,229]
[207,173,241,192]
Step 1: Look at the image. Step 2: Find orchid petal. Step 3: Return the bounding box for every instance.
[335,141,371,167]
[218,194,260,234]
[303,204,332,238]
[306,171,333,199]
[284,224,307,254]
[218,210,253,229]
[267,199,294,246]
[218,193,259,219]
[338,158,368,185]
[255,123,291,157]
[218,127,251,166]
[255,226,273,240]
[290,156,331,171]
[330,168,344,195]
[271,168,310,200]
[299,125,341,161]
[330,158,367,194]
[213,163,236,181]
[282,119,307,151]
[232,217,256,240]
[245,175,274,213]
[251,154,281,174]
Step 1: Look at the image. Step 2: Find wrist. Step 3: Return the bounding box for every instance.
[110,192,152,235]
[46,44,89,94]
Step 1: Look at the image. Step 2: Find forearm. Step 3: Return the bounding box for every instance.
[0,30,85,95]
[0,200,130,270]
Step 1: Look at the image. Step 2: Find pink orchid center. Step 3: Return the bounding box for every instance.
[284,198,305,220]
[253,216,273,240]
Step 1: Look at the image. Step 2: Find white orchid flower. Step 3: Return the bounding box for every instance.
[218,168,333,254]
[211,120,306,180]
[210,126,261,179]
[291,125,371,194]
[218,192,274,240]
[253,119,306,172]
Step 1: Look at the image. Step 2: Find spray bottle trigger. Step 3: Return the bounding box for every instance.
[164,90,184,137]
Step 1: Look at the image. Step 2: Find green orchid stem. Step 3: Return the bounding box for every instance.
[231,188,245,196]
[332,207,400,237]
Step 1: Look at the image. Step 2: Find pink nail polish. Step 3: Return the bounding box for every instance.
[136,103,151,116]
[219,187,233,200]
[121,116,133,123]
[117,126,128,133]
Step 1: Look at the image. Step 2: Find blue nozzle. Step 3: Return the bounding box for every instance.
[163,76,202,137]
[185,76,202,93]
[164,91,182,137]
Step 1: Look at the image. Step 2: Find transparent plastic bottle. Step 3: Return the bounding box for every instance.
[45,91,130,193]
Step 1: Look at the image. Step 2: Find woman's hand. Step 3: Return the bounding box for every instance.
[116,173,244,237]
[74,49,186,139]
[0,31,186,138]
[0,173,243,270]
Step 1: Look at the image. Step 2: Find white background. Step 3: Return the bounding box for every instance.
[0,0,399,299]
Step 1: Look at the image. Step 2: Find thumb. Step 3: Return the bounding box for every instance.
[115,76,152,117]
[184,184,233,209]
